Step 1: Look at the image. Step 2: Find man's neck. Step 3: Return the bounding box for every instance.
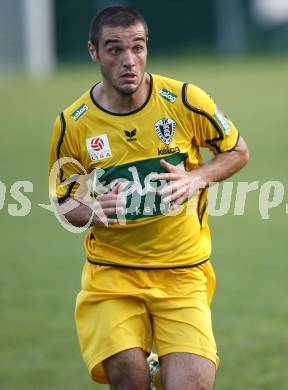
[93,73,150,114]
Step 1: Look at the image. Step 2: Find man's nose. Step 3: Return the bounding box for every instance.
[123,50,135,68]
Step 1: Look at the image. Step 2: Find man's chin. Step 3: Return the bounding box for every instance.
[116,83,139,96]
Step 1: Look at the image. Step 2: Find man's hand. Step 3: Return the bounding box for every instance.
[91,183,126,225]
[158,160,205,208]
[60,183,126,227]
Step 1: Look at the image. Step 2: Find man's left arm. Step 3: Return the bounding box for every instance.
[192,135,249,184]
[158,135,249,206]
[159,84,249,205]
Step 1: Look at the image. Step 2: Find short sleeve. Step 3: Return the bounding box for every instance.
[183,83,239,153]
[48,113,83,202]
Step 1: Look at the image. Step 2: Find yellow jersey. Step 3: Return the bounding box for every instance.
[49,73,239,268]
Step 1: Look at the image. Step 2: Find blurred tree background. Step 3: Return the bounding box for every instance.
[1,0,288,74]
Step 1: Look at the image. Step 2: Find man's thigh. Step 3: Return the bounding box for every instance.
[75,264,153,383]
[149,262,219,369]
[160,352,215,390]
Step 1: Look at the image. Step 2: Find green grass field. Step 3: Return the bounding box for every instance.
[0,55,287,389]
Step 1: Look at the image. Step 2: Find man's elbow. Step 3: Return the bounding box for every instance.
[240,145,250,168]
[236,136,250,169]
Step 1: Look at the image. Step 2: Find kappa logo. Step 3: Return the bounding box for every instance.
[124,129,137,142]
[158,146,180,156]
[86,134,112,161]
[155,118,176,145]
[214,106,231,135]
[159,88,177,103]
[71,104,89,121]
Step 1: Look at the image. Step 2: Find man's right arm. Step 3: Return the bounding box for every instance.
[58,185,126,227]
[49,114,125,228]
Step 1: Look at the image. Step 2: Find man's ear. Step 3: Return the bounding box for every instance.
[88,40,98,62]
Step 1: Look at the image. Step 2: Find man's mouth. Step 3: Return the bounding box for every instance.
[120,73,137,82]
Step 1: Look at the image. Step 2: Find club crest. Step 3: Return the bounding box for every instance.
[154,118,176,145]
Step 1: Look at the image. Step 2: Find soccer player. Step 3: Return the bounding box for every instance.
[49,5,249,390]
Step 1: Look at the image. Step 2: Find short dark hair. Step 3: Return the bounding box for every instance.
[89,5,148,48]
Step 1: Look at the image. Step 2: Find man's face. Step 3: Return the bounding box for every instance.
[90,23,148,96]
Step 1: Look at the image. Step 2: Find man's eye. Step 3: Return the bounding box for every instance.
[110,47,121,55]
[134,46,143,53]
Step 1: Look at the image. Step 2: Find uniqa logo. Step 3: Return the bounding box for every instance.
[71,104,89,121]
[159,88,177,103]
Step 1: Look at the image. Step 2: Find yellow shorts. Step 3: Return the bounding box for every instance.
[75,260,219,384]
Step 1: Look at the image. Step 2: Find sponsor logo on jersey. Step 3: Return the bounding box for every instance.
[155,118,176,145]
[86,134,112,161]
[159,88,177,103]
[71,104,89,121]
[158,146,180,156]
[214,106,231,135]
[124,129,137,142]
[92,155,186,220]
